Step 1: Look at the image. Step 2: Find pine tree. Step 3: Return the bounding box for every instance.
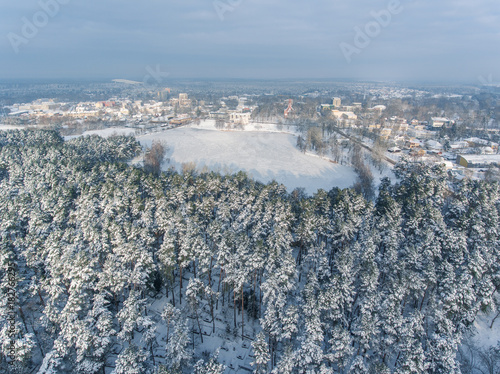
[251,332,270,374]
[186,278,205,343]
[164,316,192,372]
[193,350,225,374]
[117,290,144,343]
[295,272,325,373]
[113,344,148,374]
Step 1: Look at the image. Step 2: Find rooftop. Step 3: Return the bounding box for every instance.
[459,154,500,163]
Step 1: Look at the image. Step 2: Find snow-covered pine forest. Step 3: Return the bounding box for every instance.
[0,130,499,373]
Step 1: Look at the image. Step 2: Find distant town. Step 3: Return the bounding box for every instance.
[1,80,499,186]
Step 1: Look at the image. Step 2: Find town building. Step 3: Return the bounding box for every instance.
[457,154,500,168]
[430,117,454,130]
[178,93,192,107]
[229,112,251,125]
[331,110,357,120]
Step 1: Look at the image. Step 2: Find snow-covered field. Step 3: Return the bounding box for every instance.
[138,122,358,195]
[0,124,25,130]
[59,121,388,195]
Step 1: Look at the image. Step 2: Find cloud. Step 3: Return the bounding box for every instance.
[1,0,499,81]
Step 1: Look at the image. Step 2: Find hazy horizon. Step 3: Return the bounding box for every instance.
[0,77,491,87]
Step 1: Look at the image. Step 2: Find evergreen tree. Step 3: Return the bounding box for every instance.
[113,344,148,374]
[251,332,270,374]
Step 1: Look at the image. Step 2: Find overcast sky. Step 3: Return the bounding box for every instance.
[1,0,499,82]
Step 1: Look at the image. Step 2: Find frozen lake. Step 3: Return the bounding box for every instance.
[138,125,357,195]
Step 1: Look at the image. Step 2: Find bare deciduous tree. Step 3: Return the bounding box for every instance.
[144,140,168,175]
[215,118,225,130]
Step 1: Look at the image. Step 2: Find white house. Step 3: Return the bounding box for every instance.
[431,117,454,129]
[229,112,251,125]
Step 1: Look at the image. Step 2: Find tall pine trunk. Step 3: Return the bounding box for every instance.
[233,288,237,328]
[241,286,244,338]
[195,309,203,343]
[179,266,183,305]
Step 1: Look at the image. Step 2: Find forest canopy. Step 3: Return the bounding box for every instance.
[0,130,499,373]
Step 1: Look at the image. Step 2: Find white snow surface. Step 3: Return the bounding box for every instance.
[138,122,357,195]
[0,124,25,130]
[472,312,500,349]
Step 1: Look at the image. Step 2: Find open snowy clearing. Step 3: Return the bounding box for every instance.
[138,125,358,195]
[0,124,26,130]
